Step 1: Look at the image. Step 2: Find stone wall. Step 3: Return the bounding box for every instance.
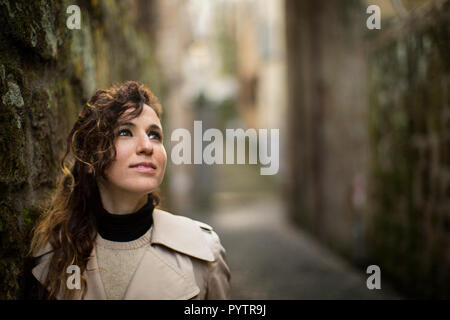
[285,0,450,298]
[367,0,450,298]
[0,0,161,299]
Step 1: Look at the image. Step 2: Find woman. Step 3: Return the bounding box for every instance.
[27,81,231,300]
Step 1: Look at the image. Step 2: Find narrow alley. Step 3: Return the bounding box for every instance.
[205,165,402,299]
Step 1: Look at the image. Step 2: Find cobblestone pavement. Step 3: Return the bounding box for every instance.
[206,193,402,300]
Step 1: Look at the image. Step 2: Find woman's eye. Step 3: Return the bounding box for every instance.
[148,131,162,141]
[117,128,161,140]
[118,129,132,136]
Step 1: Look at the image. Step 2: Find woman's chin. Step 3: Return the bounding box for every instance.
[125,186,159,195]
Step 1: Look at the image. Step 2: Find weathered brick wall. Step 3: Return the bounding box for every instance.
[367,0,450,298]
[0,0,161,299]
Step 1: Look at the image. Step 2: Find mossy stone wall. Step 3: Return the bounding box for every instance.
[367,1,450,298]
[0,0,161,299]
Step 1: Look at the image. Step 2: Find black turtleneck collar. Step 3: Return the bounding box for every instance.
[95,194,155,242]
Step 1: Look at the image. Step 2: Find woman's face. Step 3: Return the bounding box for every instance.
[99,104,167,197]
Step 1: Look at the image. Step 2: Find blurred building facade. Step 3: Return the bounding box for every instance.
[285,0,450,298]
[156,0,287,215]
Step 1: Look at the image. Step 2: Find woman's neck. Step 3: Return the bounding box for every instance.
[96,181,149,214]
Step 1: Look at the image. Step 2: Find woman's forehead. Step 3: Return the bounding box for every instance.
[120,104,161,126]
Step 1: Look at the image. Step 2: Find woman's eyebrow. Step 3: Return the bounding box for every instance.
[118,121,162,132]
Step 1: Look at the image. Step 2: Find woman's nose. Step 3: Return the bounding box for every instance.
[136,134,153,155]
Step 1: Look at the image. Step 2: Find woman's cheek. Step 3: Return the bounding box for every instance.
[161,145,167,166]
[115,142,132,163]
[107,143,131,177]
[158,145,167,178]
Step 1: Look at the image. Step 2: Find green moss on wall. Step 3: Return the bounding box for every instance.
[0,0,162,299]
[0,68,27,187]
[367,2,450,298]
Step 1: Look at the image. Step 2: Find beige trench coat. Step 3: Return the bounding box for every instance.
[31,209,231,300]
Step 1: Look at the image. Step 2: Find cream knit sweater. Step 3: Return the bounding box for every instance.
[95,227,152,300]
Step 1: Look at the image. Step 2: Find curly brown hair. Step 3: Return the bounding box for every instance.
[29,81,162,299]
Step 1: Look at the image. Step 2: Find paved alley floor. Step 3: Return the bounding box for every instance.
[192,164,403,300]
[207,193,402,300]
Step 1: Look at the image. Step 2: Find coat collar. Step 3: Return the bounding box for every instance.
[150,209,215,262]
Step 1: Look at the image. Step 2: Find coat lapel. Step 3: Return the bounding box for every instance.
[82,248,107,300]
[122,245,200,300]
[150,209,215,262]
[122,209,215,300]
[31,242,108,300]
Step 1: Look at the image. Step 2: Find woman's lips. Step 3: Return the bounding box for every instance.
[130,165,156,173]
